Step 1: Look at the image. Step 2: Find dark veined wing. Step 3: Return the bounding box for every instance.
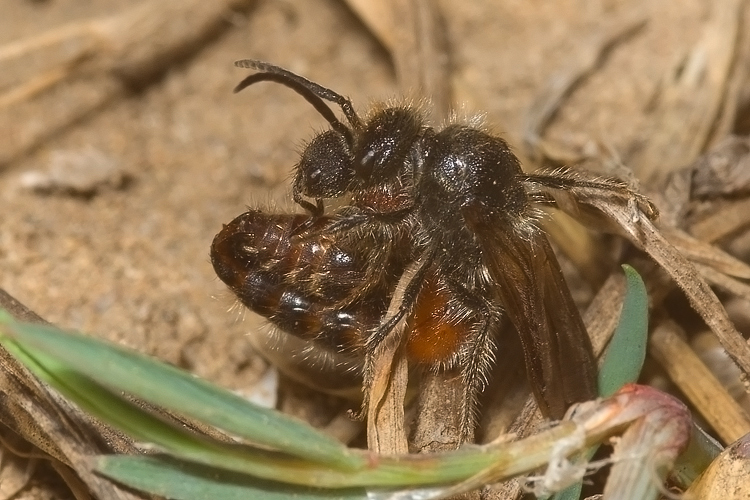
[462,206,598,418]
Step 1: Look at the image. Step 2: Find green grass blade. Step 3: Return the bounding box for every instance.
[553,265,649,500]
[3,338,215,453]
[0,311,601,491]
[598,264,648,397]
[0,314,359,470]
[552,483,582,500]
[0,337,377,487]
[95,455,367,500]
[672,423,722,488]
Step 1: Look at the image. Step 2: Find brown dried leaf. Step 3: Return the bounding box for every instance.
[363,260,418,454]
[341,0,451,119]
[708,3,750,145]
[685,431,750,499]
[693,262,750,304]
[366,347,409,454]
[410,370,465,453]
[0,442,36,500]
[612,207,750,374]
[535,168,750,379]
[689,197,750,243]
[344,0,457,452]
[663,227,750,279]
[693,329,750,410]
[656,135,750,241]
[0,289,141,499]
[340,0,397,53]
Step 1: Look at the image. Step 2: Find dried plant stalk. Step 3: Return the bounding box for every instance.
[650,320,750,444]
[664,228,750,279]
[689,198,750,243]
[364,260,420,454]
[341,0,397,53]
[706,2,750,147]
[534,168,750,378]
[344,0,460,453]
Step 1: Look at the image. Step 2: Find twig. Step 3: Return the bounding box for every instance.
[650,320,750,444]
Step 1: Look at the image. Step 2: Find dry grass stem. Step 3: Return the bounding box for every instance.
[664,227,750,279]
[5,1,750,497]
[342,0,451,119]
[689,198,750,243]
[649,320,750,444]
[340,0,397,53]
[364,260,419,454]
[693,262,750,304]
[548,171,750,379]
[345,0,458,452]
[706,3,750,146]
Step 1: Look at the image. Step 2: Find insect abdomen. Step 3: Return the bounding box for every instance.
[211,210,384,352]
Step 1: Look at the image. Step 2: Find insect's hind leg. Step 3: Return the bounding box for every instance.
[452,288,497,443]
[522,166,657,220]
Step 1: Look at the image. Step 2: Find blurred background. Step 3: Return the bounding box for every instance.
[1,0,749,495]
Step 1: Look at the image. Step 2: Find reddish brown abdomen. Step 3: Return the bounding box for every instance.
[211,210,387,353]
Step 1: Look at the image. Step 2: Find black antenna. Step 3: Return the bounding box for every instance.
[234,60,363,132]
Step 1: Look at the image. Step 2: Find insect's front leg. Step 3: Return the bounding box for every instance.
[523,167,658,243]
[313,205,415,237]
[290,180,325,235]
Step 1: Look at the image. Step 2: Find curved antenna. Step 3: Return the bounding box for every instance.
[234,72,352,142]
[234,60,363,131]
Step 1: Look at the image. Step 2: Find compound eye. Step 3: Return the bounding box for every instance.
[296,130,354,198]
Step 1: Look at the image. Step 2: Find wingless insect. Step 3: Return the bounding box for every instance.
[212,60,651,440]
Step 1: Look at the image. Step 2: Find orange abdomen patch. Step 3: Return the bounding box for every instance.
[405,275,472,366]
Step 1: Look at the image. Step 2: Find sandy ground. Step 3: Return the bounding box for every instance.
[0,0,718,495]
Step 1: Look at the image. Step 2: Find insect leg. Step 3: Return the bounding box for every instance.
[364,252,434,355]
[441,278,497,442]
[458,307,495,442]
[315,206,416,237]
[354,256,432,422]
[522,167,657,219]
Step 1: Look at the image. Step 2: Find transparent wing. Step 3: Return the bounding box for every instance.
[463,206,597,418]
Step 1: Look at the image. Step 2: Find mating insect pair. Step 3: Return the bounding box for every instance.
[211,60,650,441]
